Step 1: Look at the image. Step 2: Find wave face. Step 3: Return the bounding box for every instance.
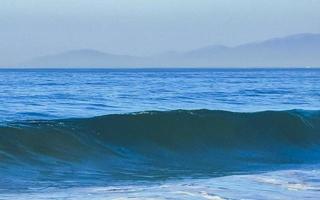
[1,110,320,188]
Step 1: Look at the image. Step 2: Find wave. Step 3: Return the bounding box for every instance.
[1,109,320,185]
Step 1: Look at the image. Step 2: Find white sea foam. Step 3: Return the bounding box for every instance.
[1,169,320,200]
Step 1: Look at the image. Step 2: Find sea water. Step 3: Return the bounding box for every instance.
[0,68,320,199]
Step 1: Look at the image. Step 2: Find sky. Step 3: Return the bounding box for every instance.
[0,0,320,66]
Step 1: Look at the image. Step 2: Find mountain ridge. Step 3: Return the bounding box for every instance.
[19,33,320,68]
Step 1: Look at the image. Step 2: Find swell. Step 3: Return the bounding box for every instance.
[0,109,320,184]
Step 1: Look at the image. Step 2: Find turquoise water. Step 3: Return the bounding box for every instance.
[0,68,320,199]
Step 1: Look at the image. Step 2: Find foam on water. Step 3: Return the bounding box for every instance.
[2,169,320,200]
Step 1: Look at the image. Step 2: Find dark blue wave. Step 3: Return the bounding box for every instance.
[0,109,320,188]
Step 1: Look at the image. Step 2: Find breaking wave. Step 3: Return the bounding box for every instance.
[0,109,320,188]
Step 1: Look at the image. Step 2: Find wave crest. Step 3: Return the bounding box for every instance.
[1,109,320,181]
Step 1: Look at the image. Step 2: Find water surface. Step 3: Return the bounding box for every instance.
[0,68,320,199]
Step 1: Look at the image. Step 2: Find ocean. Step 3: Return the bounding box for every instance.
[0,68,320,199]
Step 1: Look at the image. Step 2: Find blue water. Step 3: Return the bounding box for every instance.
[0,68,320,199]
[0,68,319,122]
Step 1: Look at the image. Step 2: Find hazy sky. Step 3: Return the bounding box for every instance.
[1,0,320,65]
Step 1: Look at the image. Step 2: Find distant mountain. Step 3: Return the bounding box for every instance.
[22,49,144,68]
[21,33,320,67]
[182,33,320,67]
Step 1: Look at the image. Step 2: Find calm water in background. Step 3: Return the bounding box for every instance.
[1,68,320,200]
[0,68,319,122]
